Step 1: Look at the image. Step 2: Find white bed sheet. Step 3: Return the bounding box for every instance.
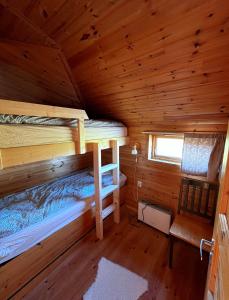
[0,198,91,264]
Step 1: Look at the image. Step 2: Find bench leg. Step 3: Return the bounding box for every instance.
[169,235,174,268]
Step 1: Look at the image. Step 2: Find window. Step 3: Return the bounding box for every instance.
[148,134,184,164]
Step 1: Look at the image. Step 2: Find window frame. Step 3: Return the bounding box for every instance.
[148,134,184,165]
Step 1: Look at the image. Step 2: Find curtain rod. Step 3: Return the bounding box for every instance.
[142,131,226,135]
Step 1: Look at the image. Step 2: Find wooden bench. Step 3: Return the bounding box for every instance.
[169,177,219,268]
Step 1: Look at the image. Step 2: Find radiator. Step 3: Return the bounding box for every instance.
[138,201,172,234]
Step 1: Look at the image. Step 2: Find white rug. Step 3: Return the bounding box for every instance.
[83,257,148,300]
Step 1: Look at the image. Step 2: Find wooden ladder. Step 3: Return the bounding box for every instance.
[93,140,120,240]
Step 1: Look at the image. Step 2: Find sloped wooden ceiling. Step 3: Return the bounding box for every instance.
[0,2,55,47]
[0,2,82,108]
[0,0,229,126]
[0,41,82,107]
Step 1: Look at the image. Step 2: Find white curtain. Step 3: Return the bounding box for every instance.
[181,134,225,181]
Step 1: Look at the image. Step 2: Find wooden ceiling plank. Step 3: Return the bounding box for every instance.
[1,0,229,126]
[0,0,57,47]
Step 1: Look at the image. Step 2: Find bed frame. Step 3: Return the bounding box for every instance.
[0,99,128,236]
[0,99,128,168]
[0,194,125,299]
[0,99,128,297]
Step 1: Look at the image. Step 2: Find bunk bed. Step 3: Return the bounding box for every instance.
[0,100,128,168]
[0,99,128,298]
[0,168,127,264]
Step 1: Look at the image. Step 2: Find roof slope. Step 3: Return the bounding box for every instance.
[0,0,229,126]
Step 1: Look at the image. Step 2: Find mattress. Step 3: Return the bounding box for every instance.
[0,169,126,264]
[0,114,125,127]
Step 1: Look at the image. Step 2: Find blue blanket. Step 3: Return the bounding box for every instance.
[0,169,126,238]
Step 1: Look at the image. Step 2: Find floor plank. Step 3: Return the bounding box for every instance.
[13,208,208,300]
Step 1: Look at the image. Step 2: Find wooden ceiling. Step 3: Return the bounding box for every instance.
[0,41,81,107]
[0,0,229,126]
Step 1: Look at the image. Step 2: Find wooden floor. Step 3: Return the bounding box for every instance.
[13,208,208,300]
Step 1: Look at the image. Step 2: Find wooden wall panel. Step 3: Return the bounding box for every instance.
[0,153,92,197]
[104,123,227,214]
[0,41,81,107]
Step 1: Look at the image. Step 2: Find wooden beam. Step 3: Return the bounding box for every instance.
[86,137,129,152]
[0,149,3,170]
[93,143,103,240]
[111,140,120,224]
[58,49,84,108]
[0,99,88,119]
[0,143,77,169]
[77,118,86,154]
[84,127,127,141]
[142,131,225,135]
[0,137,129,169]
[0,125,74,148]
[0,125,127,148]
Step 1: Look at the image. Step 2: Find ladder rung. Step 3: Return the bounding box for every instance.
[101,184,118,199]
[101,163,118,173]
[102,204,115,219]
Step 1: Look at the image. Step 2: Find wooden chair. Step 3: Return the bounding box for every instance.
[169,177,219,268]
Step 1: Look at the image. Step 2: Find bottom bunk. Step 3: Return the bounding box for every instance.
[0,168,126,299]
[0,168,127,265]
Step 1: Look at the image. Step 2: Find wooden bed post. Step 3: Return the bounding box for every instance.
[112,140,120,224]
[77,118,86,154]
[0,149,3,170]
[93,143,103,240]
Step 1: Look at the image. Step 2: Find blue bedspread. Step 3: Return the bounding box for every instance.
[0,169,126,239]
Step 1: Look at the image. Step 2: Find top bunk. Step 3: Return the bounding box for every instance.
[0,99,128,169]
